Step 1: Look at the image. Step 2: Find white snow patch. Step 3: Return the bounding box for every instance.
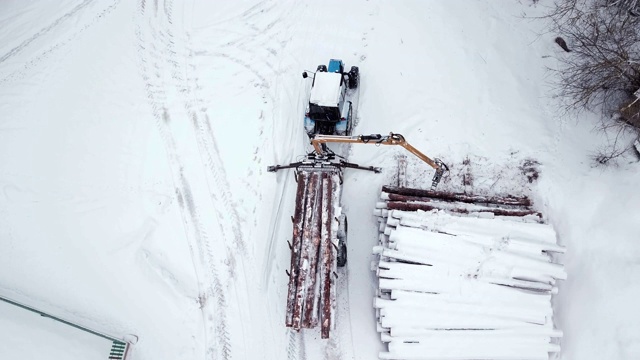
[309,72,342,107]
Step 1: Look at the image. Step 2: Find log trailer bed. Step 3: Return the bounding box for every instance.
[269,153,379,338]
[268,133,448,338]
[286,164,340,338]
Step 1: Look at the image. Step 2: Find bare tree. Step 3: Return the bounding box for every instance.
[546,0,640,163]
[548,0,640,114]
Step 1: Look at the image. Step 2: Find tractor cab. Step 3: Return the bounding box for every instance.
[303,59,359,136]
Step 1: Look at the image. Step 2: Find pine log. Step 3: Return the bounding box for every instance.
[382,185,532,207]
[285,171,309,327]
[301,172,326,328]
[384,192,532,211]
[319,174,335,338]
[291,172,320,329]
[385,201,541,218]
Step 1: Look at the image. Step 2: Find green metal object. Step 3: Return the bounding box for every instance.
[0,294,131,359]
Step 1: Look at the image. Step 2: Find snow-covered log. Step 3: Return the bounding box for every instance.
[286,169,341,338]
[319,174,337,338]
[381,185,543,220]
[382,185,532,206]
[373,187,565,359]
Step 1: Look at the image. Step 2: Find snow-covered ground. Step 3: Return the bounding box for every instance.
[1,1,639,359]
[0,298,112,359]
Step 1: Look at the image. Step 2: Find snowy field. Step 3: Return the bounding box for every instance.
[1,1,639,359]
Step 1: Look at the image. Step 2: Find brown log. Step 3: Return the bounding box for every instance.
[285,171,309,327]
[291,172,320,329]
[329,174,339,337]
[382,185,532,207]
[320,173,338,338]
[302,172,327,328]
[383,194,532,215]
[319,174,335,338]
[384,193,532,211]
[385,201,542,218]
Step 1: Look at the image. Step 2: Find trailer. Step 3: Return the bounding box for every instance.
[285,164,341,338]
[270,152,378,338]
[269,133,448,338]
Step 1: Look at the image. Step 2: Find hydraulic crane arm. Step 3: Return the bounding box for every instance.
[311,133,449,188]
[312,133,439,170]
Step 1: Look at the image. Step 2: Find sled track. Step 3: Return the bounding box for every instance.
[135,1,232,358]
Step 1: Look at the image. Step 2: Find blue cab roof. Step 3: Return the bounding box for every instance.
[328,59,343,73]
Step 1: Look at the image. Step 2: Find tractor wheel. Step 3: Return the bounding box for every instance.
[337,241,347,267]
[317,64,327,72]
[337,215,348,267]
[348,66,359,89]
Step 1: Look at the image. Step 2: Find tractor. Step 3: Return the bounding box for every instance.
[303,59,359,137]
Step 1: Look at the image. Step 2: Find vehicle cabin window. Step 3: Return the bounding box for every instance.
[309,104,341,121]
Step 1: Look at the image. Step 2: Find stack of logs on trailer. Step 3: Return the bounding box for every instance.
[285,166,342,338]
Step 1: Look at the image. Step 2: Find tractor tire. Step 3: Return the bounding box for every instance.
[317,64,327,72]
[337,215,348,267]
[348,66,359,89]
[337,214,348,239]
[337,241,347,267]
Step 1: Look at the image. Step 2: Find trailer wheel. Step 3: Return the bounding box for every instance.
[337,215,348,267]
[348,66,359,89]
[337,241,347,267]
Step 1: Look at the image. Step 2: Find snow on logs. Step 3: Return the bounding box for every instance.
[373,186,565,360]
[286,169,341,338]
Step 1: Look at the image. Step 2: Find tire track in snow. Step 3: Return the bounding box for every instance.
[156,11,255,358]
[185,3,308,357]
[178,2,293,356]
[134,1,232,358]
[0,0,95,64]
[213,6,315,359]
[160,0,249,268]
[287,330,307,360]
[207,0,301,236]
[0,0,121,85]
[177,167,232,359]
[206,0,303,286]
[142,0,269,357]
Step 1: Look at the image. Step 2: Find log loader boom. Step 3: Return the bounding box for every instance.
[311,133,448,189]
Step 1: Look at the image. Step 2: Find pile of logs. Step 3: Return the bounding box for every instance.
[379,186,542,220]
[373,187,566,360]
[285,168,341,339]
